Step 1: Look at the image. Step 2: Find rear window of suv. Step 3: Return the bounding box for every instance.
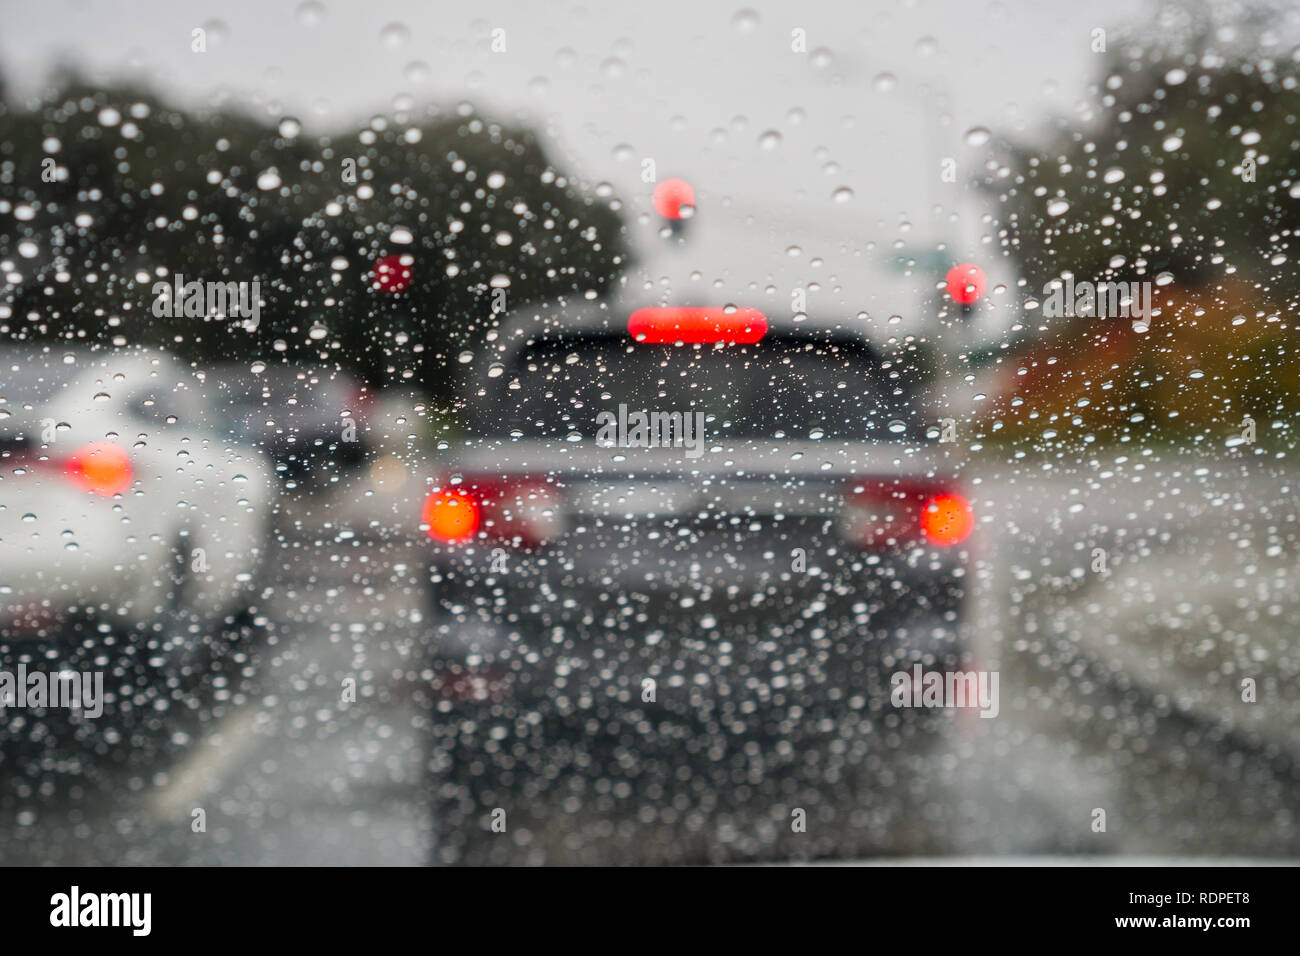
[467,331,926,440]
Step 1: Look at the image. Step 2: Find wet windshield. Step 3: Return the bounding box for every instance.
[1,0,1298,875]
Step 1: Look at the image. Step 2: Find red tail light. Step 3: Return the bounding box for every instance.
[422,489,481,542]
[920,493,974,546]
[841,480,972,549]
[422,476,564,548]
[64,442,133,496]
[628,307,767,345]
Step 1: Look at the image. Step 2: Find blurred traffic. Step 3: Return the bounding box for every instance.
[3,0,1300,866]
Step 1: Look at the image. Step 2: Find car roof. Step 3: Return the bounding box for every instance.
[492,291,879,349]
[204,363,360,395]
[0,343,188,387]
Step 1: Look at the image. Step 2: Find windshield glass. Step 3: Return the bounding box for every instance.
[2,0,1298,876]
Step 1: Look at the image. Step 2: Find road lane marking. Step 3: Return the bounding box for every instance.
[147,704,266,820]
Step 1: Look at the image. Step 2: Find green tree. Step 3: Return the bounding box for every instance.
[0,73,628,400]
[975,12,1300,449]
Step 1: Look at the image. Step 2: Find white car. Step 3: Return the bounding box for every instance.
[0,346,275,668]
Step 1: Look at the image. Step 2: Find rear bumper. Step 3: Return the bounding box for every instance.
[0,494,152,629]
[424,537,973,864]
[425,549,969,716]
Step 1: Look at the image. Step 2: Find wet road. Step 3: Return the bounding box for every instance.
[3,452,1299,864]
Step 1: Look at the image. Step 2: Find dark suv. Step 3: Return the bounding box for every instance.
[422,299,974,864]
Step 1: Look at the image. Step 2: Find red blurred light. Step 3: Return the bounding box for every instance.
[373,254,413,294]
[920,493,974,546]
[842,480,973,549]
[652,178,695,220]
[628,307,767,344]
[422,476,565,548]
[65,442,133,496]
[945,263,985,306]
[422,489,481,541]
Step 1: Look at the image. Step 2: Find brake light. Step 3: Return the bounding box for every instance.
[920,493,974,546]
[945,263,985,306]
[422,476,565,548]
[422,489,481,542]
[841,480,972,549]
[64,442,133,496]
[628,307,767,345]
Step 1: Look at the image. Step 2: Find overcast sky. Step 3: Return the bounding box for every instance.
[1,0,1182,343]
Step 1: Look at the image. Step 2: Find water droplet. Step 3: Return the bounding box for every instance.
[832,186,854,204]
[1046,198,1070,217]
[379,22,410,48]
[964,126,991,147]
[1162,134,1183,152]
[1103,167,1125,184]
[201,20,229,45]
[296,1,326,27]
[731,9,760,33]
[758,130,782,151]
[257,169,282,191]
[888,420,906,434]
[872,72,897,93]
[1164,67,1187,85]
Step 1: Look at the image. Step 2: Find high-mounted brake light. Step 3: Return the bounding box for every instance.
[945,263,985,306]
[628,307,767,345]
[65,442,133,496]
